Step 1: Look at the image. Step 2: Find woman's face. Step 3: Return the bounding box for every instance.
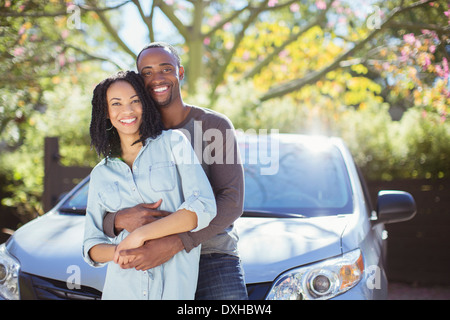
[106,80,143,141]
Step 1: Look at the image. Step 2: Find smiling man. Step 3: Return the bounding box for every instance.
[102,42,248,300]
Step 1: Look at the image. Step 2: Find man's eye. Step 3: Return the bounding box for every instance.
[142,71,152,77]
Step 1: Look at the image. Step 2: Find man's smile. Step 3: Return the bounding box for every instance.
[153,85,169,93]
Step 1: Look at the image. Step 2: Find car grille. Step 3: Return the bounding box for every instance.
[19,271,101,300]
[18,271,269,300]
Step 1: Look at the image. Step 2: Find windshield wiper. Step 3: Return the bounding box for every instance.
[243,210,305,218]
[59,207,86,215]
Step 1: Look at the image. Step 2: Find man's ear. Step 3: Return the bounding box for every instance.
[178,65,185,81]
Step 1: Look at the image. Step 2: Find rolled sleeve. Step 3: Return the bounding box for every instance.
[178,190,215,232]
[169,130,217,233]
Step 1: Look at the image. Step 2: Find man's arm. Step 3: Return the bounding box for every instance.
[179,117,244,252]
[102,200,170,237]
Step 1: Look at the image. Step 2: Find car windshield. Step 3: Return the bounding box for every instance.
[59,136,353,218]
[240,135,353,217]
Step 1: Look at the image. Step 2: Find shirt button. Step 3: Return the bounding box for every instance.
[143,291,147,296]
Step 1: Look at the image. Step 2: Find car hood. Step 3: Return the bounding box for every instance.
[6,211,349,291]
[235,215,349,284]
[6,211,106,291]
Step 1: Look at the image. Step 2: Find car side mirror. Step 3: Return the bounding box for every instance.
[374,190,416,225]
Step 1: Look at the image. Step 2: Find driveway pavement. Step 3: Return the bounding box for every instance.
[388,282,450,300]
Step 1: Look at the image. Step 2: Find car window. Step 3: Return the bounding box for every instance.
[59,181,89,214]
[242,139,353,217]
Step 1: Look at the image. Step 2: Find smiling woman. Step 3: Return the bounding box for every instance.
[89,70,164,160]
[106,81,143,142]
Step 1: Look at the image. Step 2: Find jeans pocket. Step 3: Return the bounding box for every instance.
[98,181,122,212]
[149,161,176,192]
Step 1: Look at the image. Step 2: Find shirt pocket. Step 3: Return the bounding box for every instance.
[98,181,122,212]
[149,161,176,192]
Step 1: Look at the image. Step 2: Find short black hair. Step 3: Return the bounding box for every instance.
[90,70,163,159]
[136,42,181,72]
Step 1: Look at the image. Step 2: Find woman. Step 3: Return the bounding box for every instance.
[83,71,216,299]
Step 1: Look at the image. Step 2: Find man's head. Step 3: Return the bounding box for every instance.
[136,42,181,69]
[136,42,185,109]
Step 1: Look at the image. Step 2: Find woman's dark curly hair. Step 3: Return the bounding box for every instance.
[90,70,163,159]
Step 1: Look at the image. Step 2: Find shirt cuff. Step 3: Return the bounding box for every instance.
[178,190,211,233]
[82,238,110,268]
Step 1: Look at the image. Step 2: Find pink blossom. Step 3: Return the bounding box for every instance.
[429,45,436,53]
[208,14,221,27]
[400,48,409,62]
[203,37,210,45]
[278,50,289,59]
[422,110,427,119]
[268,0,278,7]
[5,1,11,7]
[403,33,415,45]
[290,3,300,12]
[58,54,66,67]
[61,29,69,39]
[436,65,444,77]
[13,47,25,57]
[316,0,327,10]
[164,0,174,5]
[18,26,26,35]
[423,56,431,69]
[332,0,341,8]
[443,58,449,78]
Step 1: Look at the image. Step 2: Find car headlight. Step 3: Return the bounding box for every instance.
[0,244,20,300]
[266,248,364,300]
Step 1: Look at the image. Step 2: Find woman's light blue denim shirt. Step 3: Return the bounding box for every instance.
[83,129,216,299]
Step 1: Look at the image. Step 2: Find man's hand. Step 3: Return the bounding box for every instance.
[117,234,184,270]
[114,199,171,234]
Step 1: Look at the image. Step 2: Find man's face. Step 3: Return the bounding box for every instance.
[137,47,184,108]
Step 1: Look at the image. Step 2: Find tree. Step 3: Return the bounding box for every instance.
[0,0,124,152]
[76,0,449,105]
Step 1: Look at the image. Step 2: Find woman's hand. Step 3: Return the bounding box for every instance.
[113,231,145,265]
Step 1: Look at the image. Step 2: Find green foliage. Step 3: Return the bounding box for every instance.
[0,70,104,221]
[190,79,450,182]
[336,103,450,181]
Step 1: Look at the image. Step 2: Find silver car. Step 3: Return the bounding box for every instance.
[0,134,416,300]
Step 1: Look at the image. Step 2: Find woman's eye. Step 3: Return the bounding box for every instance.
[132,99,141,104]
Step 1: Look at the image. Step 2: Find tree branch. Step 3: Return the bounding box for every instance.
[86,0,136,59]
[210,0,270,95]
[0,1,131,17]
[259,0,436,101]
[155,0,189,41]
[131,0,154,42]
[242,2,331,80]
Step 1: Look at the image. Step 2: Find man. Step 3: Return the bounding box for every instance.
[102,42,248,300]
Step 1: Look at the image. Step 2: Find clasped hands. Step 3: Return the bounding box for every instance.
[112,199,171,267]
